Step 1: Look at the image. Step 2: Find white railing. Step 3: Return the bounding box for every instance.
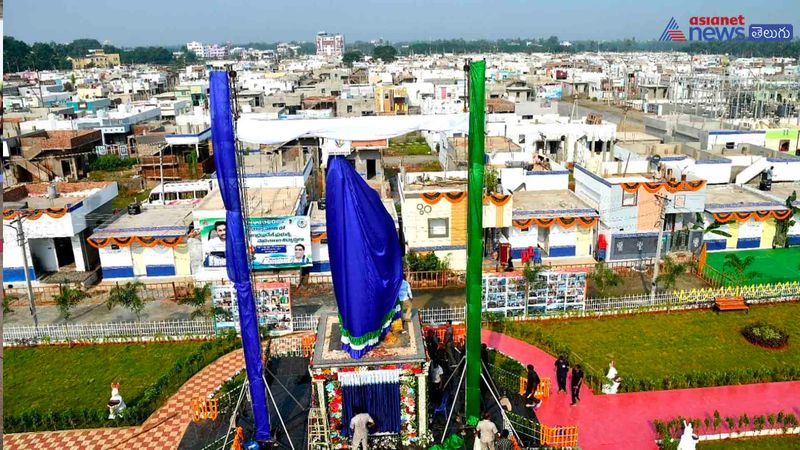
[6,282,798,346]
[3,319,215,346]
[291,314,319,331]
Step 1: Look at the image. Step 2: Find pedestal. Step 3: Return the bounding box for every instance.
[310,310,428,448]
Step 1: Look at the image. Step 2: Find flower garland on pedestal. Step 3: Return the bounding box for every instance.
[314,363,425,449]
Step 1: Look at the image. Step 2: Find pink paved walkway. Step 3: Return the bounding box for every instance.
[483,330,800,450]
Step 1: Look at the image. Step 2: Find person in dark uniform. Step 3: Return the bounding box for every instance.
[481,343,490,367]
[523,364,542,409]
[425,329,440,358]
[570,364,584,406]
[554,355,569,393]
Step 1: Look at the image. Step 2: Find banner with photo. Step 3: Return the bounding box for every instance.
[198,216,312,269]
[212,281,293,335]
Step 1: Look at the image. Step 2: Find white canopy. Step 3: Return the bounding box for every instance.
[236,114,468,145]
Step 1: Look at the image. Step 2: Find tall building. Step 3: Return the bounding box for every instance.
[186,41,206,58]
[316,32,344,57]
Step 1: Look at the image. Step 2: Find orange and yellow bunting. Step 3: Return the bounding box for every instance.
[3,208,68,221]
[87,236,185,249]
[619,180,706,194]
[712,210,792,223]
[512,216,598,229]
[421,191,512,206]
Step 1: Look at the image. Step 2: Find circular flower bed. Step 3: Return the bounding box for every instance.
[741,323,789,349]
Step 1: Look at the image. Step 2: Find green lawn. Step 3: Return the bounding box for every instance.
[705,248,800,285]
[490,302,800,389]
[387,133,432,155]
[700,435,800,449]
[4,342,206,416]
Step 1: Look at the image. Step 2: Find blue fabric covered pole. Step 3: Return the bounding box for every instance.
[326,156,403,359]
[209,71,271,441]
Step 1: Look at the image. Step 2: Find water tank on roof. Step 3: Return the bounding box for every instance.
[47,183,59,199]
[127,203,142,215]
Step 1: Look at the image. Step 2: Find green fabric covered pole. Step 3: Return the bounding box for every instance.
[465,60,485,421]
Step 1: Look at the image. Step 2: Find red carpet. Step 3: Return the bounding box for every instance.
[482,330,800,450]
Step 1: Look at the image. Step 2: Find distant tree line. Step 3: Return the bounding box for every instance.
[3,37,185,73]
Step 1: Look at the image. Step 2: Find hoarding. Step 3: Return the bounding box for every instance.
[198,216,312,269]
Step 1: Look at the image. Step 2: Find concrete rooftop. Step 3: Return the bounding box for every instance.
[90,205,193,238]
[704,185,786,212]
[196,187,303,217]
[512,190,598,218]
[4,181,113,211]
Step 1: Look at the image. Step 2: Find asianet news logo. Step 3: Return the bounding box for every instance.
[659,16,793,42]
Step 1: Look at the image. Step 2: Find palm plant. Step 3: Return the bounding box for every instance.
[53,283,89,321]
[692,213,732,239]
[106,281,145,319]
[723,254,760,287]
[656,256,692,291]
[177,284,226,319]
[774,191,798,248]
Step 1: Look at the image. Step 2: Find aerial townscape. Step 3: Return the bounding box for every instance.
[2,1,800,449]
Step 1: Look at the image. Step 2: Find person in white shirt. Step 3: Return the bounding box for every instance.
[350,408,374,450]
[602,360,622,394]
[205,221,227,267]
[398,274,413,322]
[475,412,499,450]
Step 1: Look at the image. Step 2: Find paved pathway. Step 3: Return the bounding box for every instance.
[4,350,244,450]
[482,330,800,450]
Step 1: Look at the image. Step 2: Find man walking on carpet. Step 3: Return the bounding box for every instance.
[523,364,542,409]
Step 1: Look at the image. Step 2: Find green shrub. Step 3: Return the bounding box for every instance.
[89,155,138,172]
[741,322,789,348]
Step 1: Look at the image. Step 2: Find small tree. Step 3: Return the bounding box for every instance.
[3,293,16,314]
[342,50,363,67]
[522,262,547,290]
[53,283,89,321]
[177,284,216,319]
[723,253,760,286]
[656,256,692,291]
[484,166,500,193]
[404,251,448,272]
[589,262,620,297]
[372,45,397,62]
[106,281,145,319]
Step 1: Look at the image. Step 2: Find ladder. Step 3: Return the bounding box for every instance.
[307,407,330,450]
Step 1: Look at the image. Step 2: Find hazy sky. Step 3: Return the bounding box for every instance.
[5,0,800,46]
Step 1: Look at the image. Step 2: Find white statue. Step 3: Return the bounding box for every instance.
[107,383,127,419]
[677,420,699,450]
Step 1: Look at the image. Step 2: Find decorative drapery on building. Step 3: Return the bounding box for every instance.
[340,369,401,436]
[87,236,185,248]
[712,210,792,223]
[326,156,404,359]
[512,217,598,229]
[619,180,706,193]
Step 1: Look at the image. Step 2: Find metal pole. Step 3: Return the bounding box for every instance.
[650,194,669,304]
[13,216,38,329]
[160,145,166,203]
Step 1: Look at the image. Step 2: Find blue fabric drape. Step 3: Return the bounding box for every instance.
[209,71,271,441]
[341,382,401,436]
[325,156,403,358]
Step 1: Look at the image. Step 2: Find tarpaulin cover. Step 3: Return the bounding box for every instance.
[209,71,272,441]
[237,114,467,145]
[325,156,403,359]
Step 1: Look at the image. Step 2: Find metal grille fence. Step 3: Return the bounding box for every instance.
[3,319,215,346]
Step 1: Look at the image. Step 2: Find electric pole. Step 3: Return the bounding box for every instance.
[10,215,38,329]
[650,194,670,304]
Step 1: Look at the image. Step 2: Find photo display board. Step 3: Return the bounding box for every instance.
[212,281,293,335]
[482,269,588,317]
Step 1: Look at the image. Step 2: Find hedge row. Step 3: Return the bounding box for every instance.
[5,333,240,433]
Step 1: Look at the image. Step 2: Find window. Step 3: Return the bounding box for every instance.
[179,191,194,200]
[347,105,353,113]
[518,134,526,144]
[622,190,638,206]
[428,218,449,238]
[165,192,178,201]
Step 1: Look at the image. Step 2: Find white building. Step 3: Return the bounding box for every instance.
[315,32,344,58]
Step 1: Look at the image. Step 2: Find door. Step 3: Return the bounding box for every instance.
[131,245,147,277]
[174,244,191,276]
[366,159,376,180]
